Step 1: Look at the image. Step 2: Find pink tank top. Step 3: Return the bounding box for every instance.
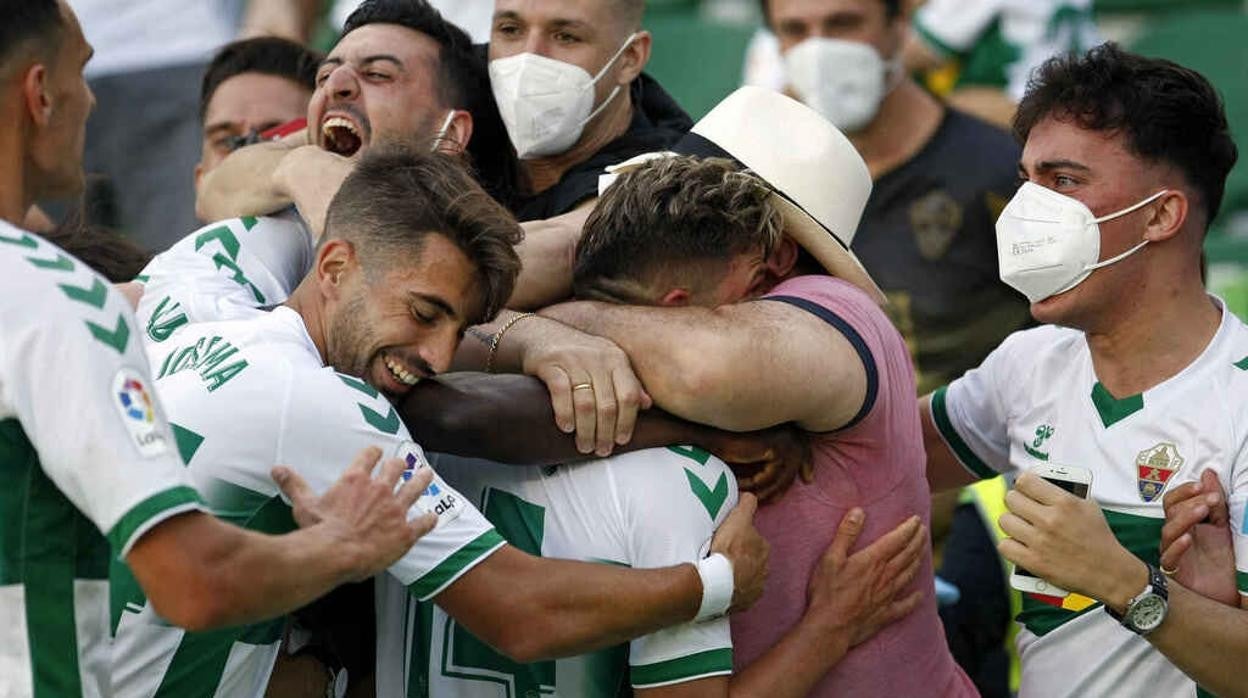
[730,275,975,697]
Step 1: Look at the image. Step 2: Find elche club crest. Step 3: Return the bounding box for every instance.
[1136,442,1184,503]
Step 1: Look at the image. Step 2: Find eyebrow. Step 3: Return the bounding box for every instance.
[203,122,238,137]
[408,291,457,320]
[494,9,592,32]
[1030,159,1092,174]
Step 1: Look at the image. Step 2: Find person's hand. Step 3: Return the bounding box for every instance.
[805,509,926,648]
[273,446,438,582]
[709,493,770,612]
[1160,469,1238,606]
[516,318,652,457]
[715,425,813,503]
[998,471,1147,609]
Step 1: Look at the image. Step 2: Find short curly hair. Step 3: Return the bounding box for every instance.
[574,156,782,303]
[1015,43,1238,226]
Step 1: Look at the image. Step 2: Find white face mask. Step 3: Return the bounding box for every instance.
[783,37,897,133]
[490,33,638,159]
[996,182,1168,303]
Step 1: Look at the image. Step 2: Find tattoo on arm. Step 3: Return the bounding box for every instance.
[466,326,494,347]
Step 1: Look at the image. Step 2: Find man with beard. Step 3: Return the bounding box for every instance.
[112,148,770,698]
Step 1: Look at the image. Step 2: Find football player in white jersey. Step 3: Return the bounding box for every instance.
[116,148,775,698]
[919,44,1247,696]
[0,4,451,697]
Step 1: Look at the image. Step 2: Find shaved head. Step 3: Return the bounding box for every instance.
[613,0,645,31]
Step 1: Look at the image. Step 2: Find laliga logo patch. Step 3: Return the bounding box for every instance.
[393,441,461,526]
[112,368,168,457]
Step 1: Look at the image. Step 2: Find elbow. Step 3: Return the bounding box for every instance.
[490,626,551,664]
[147,577,234,632]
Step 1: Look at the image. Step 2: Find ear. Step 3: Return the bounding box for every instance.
[22,63,53,128]
[314,238,357,300]
[615,31,651,86]
[658,287,691,307]
[1143,190,1188,244]
[436,110,473,154]
[765,238,800,278]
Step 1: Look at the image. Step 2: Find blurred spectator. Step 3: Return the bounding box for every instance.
[195,37,321,214]
[68,1,322,250]
[762,0,1027,395]
[487,0,692,222]
[904,0,1101,127]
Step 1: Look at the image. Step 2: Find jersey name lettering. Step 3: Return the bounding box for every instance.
[156,335,249,392]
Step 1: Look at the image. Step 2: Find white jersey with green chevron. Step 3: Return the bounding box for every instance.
[913,0,1099,99]
[0,222,202,698]
[931,299,1248,698]
[135,211,315,343]
[375,447,737,697]
[111,306,504,698]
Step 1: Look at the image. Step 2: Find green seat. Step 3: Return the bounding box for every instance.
[644,9,759,120]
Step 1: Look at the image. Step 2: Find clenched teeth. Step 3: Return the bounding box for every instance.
[385,355,419,386]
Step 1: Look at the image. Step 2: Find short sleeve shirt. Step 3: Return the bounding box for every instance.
[388,447,737,697]
[932,300,1248,697]
[0,222,200,698]
[111,307,502,698]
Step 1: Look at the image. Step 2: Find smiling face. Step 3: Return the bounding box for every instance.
[324,233,482,398]
[309,23,446,158]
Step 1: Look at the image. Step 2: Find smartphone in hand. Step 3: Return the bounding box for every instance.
[1009,463,1093,597]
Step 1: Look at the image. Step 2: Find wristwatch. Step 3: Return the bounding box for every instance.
[1105,563,1169,635]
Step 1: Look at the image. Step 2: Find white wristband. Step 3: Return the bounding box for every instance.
[695,553,735,622]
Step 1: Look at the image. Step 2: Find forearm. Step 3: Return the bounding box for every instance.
[1144,584,1248,697]
[729,617,851,697]
[402,373,745,465]
[508,202,594,310]
[129,513,353,631]
[273,146,353,239]
[196,140,296,222]
[440,547,701,662]
[536,302,760,429]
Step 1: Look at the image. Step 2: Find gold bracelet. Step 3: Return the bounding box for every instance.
[485,312,535,373]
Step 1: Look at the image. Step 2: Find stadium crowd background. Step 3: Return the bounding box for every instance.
[5,0,1248,697]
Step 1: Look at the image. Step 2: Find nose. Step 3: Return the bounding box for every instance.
[323,64,360,102]
[418,329,459,376]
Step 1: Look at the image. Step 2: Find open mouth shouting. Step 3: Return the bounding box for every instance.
[320,110,369,157]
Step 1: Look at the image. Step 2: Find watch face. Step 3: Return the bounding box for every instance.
[1131,595,1168,632]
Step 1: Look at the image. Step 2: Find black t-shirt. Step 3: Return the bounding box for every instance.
[511,72,693,222]
[852,109,1029,394]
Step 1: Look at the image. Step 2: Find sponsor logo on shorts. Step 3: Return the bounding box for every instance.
[112,368,168,457]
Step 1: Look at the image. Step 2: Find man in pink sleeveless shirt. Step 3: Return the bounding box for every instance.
[540,87,976,696]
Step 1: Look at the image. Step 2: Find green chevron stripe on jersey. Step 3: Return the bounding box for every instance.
[1,417,111,696]
[931,387,997,479]
[58,277,107,309]
[1017,509,1162,636]
[632,648,733,687]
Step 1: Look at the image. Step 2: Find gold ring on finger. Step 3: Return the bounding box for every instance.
[572,382,594,391]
